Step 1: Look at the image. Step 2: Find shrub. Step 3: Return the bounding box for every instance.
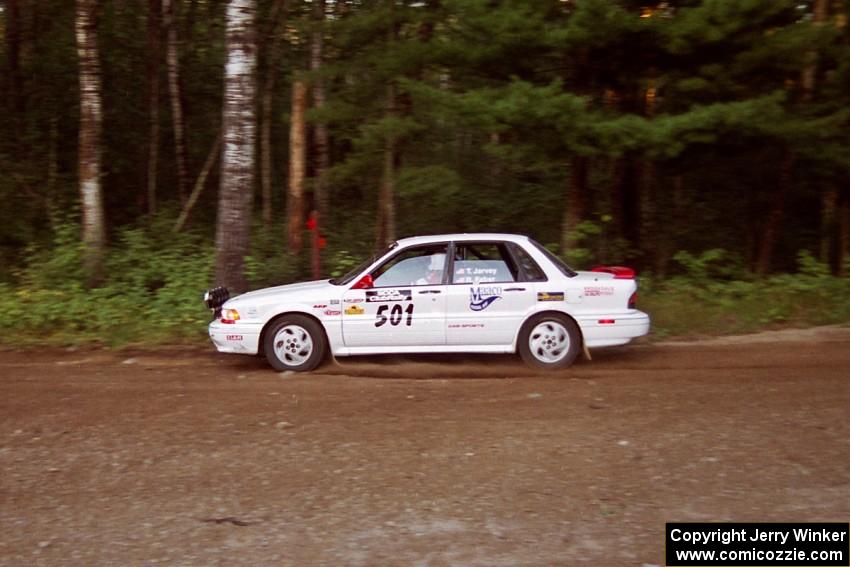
[4,222,214,346]
[641,249,850,338]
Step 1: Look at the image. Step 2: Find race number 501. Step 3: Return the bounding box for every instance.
[375,304,414,327]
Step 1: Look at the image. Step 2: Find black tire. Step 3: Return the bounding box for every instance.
[263,314,327,372]
[518,313,581,370]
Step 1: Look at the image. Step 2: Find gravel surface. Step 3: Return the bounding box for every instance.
[1,329,849,566]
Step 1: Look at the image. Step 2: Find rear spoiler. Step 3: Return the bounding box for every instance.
[591,266,635,279]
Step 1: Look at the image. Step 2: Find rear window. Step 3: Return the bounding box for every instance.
[528,239,577,278]
[508,243,548,282]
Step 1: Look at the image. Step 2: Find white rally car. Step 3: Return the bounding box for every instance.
[205,233,650,372]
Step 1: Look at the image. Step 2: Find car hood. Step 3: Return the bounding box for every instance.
[228,279,335,305]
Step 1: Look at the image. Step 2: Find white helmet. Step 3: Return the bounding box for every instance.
[428,253,445,271]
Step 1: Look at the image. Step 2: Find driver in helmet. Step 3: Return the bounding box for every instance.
[415,253,445,285]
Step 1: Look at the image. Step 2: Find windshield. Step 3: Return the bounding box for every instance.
[329,244,396,286]
[529,238,577,278]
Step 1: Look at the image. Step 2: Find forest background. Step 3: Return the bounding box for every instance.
[2,0,850,346]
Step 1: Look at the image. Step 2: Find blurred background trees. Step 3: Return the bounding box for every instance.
[2,0,849,291]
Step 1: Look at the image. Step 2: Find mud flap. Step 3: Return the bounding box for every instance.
[327,352,342,368]
[582,341,592,361]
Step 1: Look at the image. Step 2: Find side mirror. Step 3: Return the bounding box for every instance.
[352,274,373,289]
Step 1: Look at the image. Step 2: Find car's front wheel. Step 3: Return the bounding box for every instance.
[518,313,581,370]
[264,315,327,372]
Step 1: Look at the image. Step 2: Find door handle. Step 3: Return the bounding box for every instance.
[418,289,442,294]
[504,287,526,292]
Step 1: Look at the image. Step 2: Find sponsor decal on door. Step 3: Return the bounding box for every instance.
[366,289,412,303]
[344,304,365,315]
[469,286,502,311]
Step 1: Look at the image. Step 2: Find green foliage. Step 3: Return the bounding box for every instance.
[15,221,87,289]
[669,248,747,281]
[562,220,603,266]
[244,226,303,289]
[3,222,215,346]
[643,249,850,338]
[4,229,849,346]
[326,249,365,278]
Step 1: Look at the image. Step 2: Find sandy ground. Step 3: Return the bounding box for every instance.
[1,328,849,566]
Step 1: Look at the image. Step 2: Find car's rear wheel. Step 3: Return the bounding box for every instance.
[264,315,326,372]
[518,313,581,370]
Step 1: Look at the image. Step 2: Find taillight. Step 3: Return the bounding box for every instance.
[628,292,637,309]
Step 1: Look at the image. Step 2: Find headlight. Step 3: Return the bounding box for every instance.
[221,308,241,324]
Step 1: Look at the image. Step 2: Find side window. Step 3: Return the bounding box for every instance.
[371,244,447,287]
[451,243,518,284]
[509,243,548,282]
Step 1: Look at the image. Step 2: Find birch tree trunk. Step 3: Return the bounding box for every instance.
[310,0,330,222]
[76,0,106,281]
[287,77,308,254]
[214,0,257,293]
[163,0,190,204]
[147,0,162,215]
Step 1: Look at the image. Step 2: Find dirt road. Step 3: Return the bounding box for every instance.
[2,328,849,566]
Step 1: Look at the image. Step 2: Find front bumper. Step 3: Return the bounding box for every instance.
[208,320,262,355]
